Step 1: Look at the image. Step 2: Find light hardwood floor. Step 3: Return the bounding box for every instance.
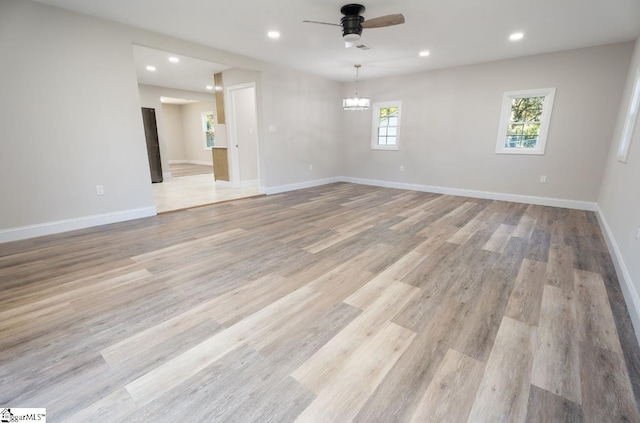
[168,163,214,178]
[1,183,639,422]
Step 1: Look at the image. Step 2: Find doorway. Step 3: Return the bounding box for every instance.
[151,95,260,212]
[132,45,262,212]
[227,83,260,188]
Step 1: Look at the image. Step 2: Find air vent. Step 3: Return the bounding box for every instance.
[355,44,371,50]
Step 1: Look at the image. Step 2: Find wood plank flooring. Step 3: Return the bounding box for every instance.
[168,163,213,178]
[1,183,639,422]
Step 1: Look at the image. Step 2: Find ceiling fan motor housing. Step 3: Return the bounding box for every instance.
[341,3,365,41]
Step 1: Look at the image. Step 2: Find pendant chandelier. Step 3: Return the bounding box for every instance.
[343,64,370,111]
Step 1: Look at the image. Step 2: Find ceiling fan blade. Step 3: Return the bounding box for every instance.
[361,13,405,29]
[302,20,341,27]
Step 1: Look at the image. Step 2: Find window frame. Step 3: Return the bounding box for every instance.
[495,88,556,155]
[201,111,215,150]
[371,101,402,151]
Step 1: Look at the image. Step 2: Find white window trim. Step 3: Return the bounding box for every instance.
[495,88,556,155]
[371,101,402,151]
[201,111,215,150]
[618,67,640,163]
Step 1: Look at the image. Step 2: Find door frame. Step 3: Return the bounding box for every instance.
[225,82,260,188]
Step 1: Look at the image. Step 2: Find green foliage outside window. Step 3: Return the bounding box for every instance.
[379,107,399,120]
[204,113,215,147]
[378,107,399,146]
[505,96,544,148]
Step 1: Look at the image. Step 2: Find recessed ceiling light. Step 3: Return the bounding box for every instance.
[168,57,179,63]
[215,86,223,91]
[206,85,214,90]
[419,50,430,57]
[509,32,524,41]
[146,65,156,71]
[268,31,280,39]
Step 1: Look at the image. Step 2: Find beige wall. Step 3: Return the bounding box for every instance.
[181,102,216,164]
[259,66,344,188]
[598,38,640,338]
[342,43,633,202]
[161,104,185,161]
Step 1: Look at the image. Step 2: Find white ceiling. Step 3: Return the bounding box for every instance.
[133,45,230,93]
[35,0,640,81]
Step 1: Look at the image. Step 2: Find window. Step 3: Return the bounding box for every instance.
[495,88,556,155]
[202,112,215,149]
[618,67,640,163]
[371,101,402,150]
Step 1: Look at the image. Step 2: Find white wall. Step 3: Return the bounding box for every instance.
[223,68,261,88]
[342,43,633,203]
[0,0,155,236]
[598,38,640,339]
[161,104,185,161]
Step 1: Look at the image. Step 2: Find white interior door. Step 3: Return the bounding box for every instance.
[227,83,259,187]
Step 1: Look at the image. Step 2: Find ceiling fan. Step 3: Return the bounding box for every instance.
[303,3,405,48]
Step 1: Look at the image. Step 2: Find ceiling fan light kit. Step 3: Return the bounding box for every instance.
[340,4,365,42]
[303,3,404,110]
[304,3,405,48]
[343,64,370,111]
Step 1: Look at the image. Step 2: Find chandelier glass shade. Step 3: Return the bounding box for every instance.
[343,96,370,110]
[343,64,370,111]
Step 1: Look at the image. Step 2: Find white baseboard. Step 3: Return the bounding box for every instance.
[168,160,211,166]
[595,205,640,343]
[0,206,157,244]
[0,175,599,248]
[340,177,597,211]
[261,176,597,211]
[263,177,342,195]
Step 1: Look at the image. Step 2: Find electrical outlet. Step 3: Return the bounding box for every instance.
[309,164,313,170]
[96,185,104,196]
[400,165,404,172]
[540,175,547,183]
[636,226,640,240]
